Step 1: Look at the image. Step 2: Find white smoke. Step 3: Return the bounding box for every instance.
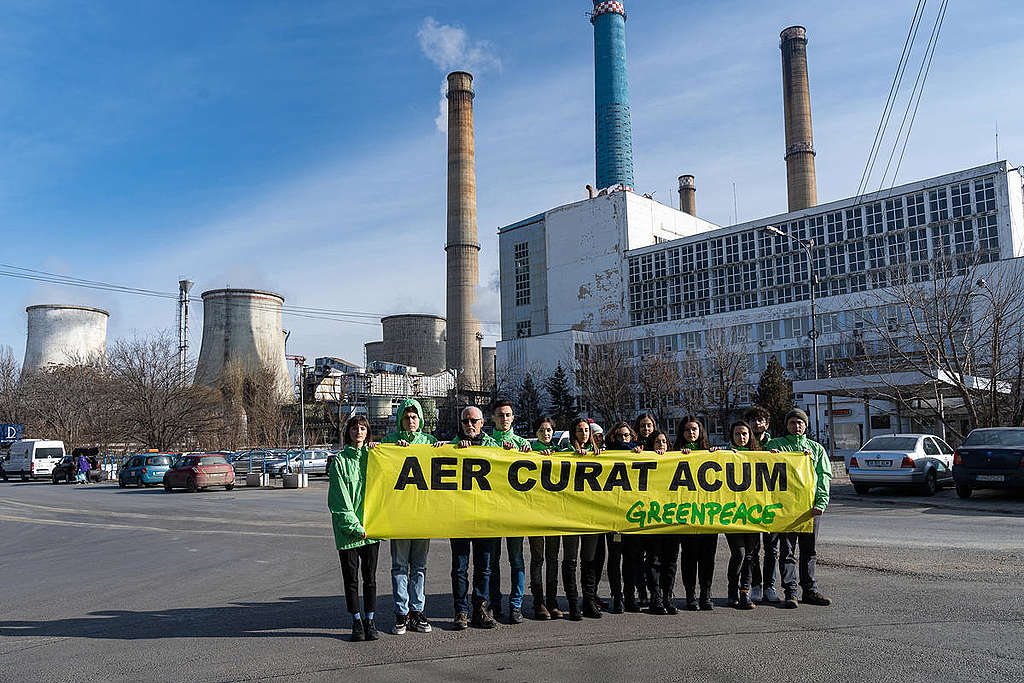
[417,17,502,132]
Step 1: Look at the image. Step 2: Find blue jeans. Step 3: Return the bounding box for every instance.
[450,538,493,614]
[390,539,429,615]
[489,537,526,609]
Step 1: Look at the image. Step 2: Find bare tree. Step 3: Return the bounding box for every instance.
[574,333,636,427]
[18,354,115,448]
[705,328,749,438]
[0,346,25,425]
[636,339,682,428]
[218,362,294,448]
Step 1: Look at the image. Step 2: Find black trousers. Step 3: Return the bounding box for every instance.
[338,543,379,614]
[725,533,761,594]
[780,517,819,594]
[528,536,561,598]
[604,532,626,599]
[562,534,600,602]
[623,535,652,600]
[657,535,681,599]
[681,533,718,593]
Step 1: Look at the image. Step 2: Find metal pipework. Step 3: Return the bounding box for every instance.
[592,1,635,190]
[678,175,696,215]
[780,26,818,211]
[445,71,482,391]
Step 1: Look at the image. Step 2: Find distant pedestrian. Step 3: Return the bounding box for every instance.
[329,415,380,642]
[75,453,90,484]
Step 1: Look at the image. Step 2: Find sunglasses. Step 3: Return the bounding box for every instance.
[461,418,482,424]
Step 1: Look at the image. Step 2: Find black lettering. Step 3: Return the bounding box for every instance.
[726,461,752,492]
[395,457,428,490]
[755,462,787,491]
[602,462,632,491]
[431,457,458,491]
[697,461,723,491]
[669,461,695,491]
[574,462,602,492]
[462,458,491,490]
[541,460,571,491]
[508,460,537,492]
[631,461,657,491]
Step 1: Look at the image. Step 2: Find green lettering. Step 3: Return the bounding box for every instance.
[761,503,783,524]
[733,502,749,524]
[747,504,763,524]
[690,503,705,525]
[662,502,677,524]
[626,500,646,527]
[676,503,690,525]
[720,502,736,525]
[647,500,662,525]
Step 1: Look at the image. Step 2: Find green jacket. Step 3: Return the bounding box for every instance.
[493,428,531,449]
[382,398,438,445]
[756,431,771,447]
[678,441,700,451]
[327,445,377,550]
[532,440,557,452]
[766,433,831,511]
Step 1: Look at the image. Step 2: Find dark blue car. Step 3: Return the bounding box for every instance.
[953,428,1024,498]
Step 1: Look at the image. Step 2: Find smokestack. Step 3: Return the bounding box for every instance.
[592,1,634,190]
[678,175,696,215]
[445,71,482,392]
[780,26,817,211]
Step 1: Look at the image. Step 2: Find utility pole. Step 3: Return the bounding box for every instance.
[177,279,194,387]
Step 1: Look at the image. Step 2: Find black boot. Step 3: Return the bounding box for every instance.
[471,602,497,629]
[350,617,365,642]
[581,560,602,618]
[610,595,624,614]
[545,578,562,618]
[663,591,678,615]
[649,590,667,615]
[685,587,698,611]
[363,617,379,640]
[699,586,713,611]
[532,585,550,620]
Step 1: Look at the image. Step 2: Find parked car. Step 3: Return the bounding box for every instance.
[5,439,65,481]
[952,427,1024,498]
[162,454,235,492]
[845,433,955,496]
[52,448,104,484]
[118,453,174,488]
[229,450,271,476]
[273,450,330,477]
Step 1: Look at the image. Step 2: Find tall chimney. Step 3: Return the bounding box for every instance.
[445,71,482,392]
[592,1,634,190]
[678,175,696,215]
[780,26,817,211]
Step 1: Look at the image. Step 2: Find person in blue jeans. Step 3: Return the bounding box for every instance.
[380,398,436,635]
[487,400,533,624]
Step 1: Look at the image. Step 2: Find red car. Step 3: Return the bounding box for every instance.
[163,454,235,492]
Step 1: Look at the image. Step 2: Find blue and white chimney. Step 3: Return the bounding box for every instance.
[591,0,634,190]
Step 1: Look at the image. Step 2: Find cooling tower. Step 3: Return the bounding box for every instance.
[592,0,635,190]
[780,26,818,211]
[23,304,109,372]
[364,341,385,365]
[194,288,292,402]
[381,314,446,374]
[480,346,496,392]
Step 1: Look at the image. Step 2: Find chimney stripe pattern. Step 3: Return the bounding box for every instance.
[592,0,634,190]
[780,26,818,211]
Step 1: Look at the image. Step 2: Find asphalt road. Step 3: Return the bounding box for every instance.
[1,477,1023,682]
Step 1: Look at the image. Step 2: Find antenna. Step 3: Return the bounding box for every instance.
[732,182,739,224]
[995,120,999,161]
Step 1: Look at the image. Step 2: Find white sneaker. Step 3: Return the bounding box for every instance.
[750,585,763,603]
[761,586,780,603]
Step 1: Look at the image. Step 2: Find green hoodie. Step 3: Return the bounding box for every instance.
[493,428,531,450]
[532,439,556,452]
[756,431,771,447]
[382,398,438,445]
[327,444,378,550]
[765,433,831,511]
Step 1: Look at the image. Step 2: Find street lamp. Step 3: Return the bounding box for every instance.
[765,224,822,443]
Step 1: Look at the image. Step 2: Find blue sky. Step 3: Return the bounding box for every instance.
[2,0,1022,368]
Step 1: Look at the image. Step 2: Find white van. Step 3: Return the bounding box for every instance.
[6,440,66,481]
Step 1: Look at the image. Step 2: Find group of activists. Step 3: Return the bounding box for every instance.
[329,397,832,642]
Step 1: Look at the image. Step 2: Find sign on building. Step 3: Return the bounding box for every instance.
[1,424,23,445]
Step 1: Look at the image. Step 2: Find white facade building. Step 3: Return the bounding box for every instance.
[498,161,1024,446]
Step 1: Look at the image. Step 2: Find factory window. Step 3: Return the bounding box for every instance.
[828,245,846,275]
[516,320,532,338]
[668,276,682,305]
[639,254,653,280]
[775,254,792,285]
[808,216,825,244]
[742,262,757,291]
[812,247,827,278]
[696,271,710,299]
[695,242,709,270]
[866,203,884,235]
[792,219,807,242]
[711,239,724,267]
[929,188,949,221]
[848,241,866,271]
[725,234,740,263]
[758,230,774,256]
[712,268,726,297]
[513,242,530,307]
[774,233,791,254]
[761,289,777,306]
[908,229,928,262]
[681,272,695,301]
[887,232,907,265]
[697,299,711,316]
[845,208,864,239]
[683,331,701,349]
[868,238,886,270]
[731,324,752,343]
[975,177,996,213]
[931,223,952,259]
[667,248,681,275]
[977,214,999,252]
[793,253,809,283]
[654,251,667,279]
[741,231,755,260]
[820,312,840,335]
[827,213,843,243]
[788,317,806,339]
[759,260,774,288]
[885,199,905,231]
[761,321,776,341]
[778,286,794,304]
[911,264,929,282]
[849,274,868,292]
[953,219,974,253]
[951,183,972,218]
[907,193,926,227]
[628,258,641,284]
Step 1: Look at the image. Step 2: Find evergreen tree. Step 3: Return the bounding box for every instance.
[543,363,577,429]
[753,356,795,436]
[517,372,543,432]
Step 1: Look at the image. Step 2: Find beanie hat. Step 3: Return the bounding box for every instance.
[785,408,810,425]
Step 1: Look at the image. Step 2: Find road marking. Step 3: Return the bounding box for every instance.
[0,513,331,539]
[0,499,326,528]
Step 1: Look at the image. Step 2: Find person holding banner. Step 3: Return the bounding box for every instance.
[633,413,658,451]
[630,430,669,613]
[675,417,718,611]
[561,417,603,620]
[724,421,761,610]
[381,399,436,635]
[440,406,500,630]
[487,400,533,625]
[603,422,643,614]
[766,409,833,609]
[631,414,659,608]
[743,406,772,603]
[528,416,564,620]
[328,416,380,642]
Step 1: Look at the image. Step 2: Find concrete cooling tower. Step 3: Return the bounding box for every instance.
[381,314,446,374]
[23,304,109,372]
[194,288,292,402]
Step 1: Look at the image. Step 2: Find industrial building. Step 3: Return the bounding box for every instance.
[496,2,1024,450]
[22,304,109,372]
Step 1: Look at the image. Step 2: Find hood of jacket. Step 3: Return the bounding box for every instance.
[395,398,425,434]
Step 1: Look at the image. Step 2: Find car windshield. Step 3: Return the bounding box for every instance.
[861,436,919,451]
[962,429,1024,447]
[146,456,171,466]
[173,457,198,468]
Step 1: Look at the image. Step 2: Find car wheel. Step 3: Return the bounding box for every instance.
[225,484,234,491]
[186,477,198,493]
[853,483,871,495]
[119,479,126,488]
[20,474,28,482]
[163,482,173,492]
[955,484,972,499]
[921,470,938,496]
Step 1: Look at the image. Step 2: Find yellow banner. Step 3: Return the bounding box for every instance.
[363,445,816,538]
